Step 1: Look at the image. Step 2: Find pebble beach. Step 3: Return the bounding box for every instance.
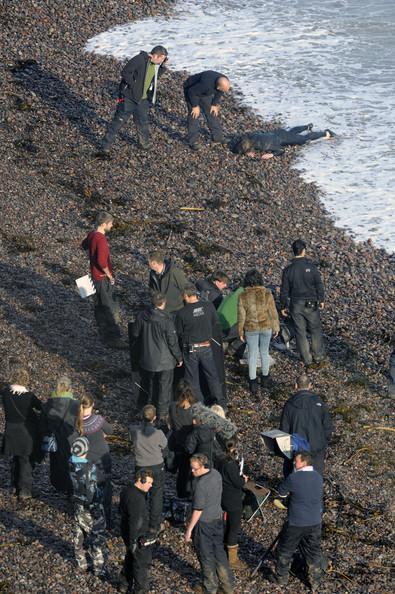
[0,1,394,593]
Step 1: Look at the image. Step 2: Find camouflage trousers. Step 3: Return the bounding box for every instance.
[73,502,106,573]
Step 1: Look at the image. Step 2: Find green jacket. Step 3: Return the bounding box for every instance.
[217,288,244,331]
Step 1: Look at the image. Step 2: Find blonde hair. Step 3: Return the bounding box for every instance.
[76,394,94,435]
[55,375,72,394]
[211,404,226,419]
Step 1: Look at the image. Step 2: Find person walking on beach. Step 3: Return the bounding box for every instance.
[99,45,168,156]
[280,239,326,368]
[232,124,335,158]
[183,70,230,150]
[82,211,124,348]
[280,374,333,476]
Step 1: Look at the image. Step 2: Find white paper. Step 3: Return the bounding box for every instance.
[76,275,96,298]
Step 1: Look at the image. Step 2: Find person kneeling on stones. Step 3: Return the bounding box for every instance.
[271,450,324,590]
[69,436,107,576]
[232,124,335,159]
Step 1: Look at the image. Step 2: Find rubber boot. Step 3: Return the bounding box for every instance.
[249,378,258,395]
[308,564,322,591]
[227,544,245,571]
[261,374,274,390]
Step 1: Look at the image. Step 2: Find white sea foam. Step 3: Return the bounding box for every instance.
[85,0,395,253]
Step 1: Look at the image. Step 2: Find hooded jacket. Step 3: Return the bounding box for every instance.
[148,259,187,313]
[196,277,223,309]
[280,390,333,453]
[120,51,166,104]
[130,307,182,372]
[237,286,280,335]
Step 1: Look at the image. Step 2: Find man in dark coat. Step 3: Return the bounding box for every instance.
[119,469,155,594]
[148,251,188,315]
[0,367,42,499]
[196,271,230,310]
[100,45,168,155]
[183,70,231,150]
[280,239,326,367]
[129,293,183,420]
[176,285,226,408]
[280,374,332,476]
[272,451,324,590]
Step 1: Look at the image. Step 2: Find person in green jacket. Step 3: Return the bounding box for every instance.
[217,287,245,361]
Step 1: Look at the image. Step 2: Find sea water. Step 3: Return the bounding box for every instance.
[85,0,395,253]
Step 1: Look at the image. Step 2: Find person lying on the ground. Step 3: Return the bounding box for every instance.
[232,124,335,159]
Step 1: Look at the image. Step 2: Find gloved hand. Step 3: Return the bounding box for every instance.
[138,534,157,548]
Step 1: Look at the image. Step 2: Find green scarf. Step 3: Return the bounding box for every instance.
[51,390,74,399]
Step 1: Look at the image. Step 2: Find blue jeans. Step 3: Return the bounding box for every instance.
[245,329,272,379]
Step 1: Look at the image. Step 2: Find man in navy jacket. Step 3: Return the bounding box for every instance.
[183,70,230,150]
[273,451,324,590]
[280,374,332,476]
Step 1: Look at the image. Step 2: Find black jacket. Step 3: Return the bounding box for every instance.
[196,278,223,309]
[280,257,325,308]
[149,258,187,313]
[119,484,149,549]
[0,387,42,457]
[120,51,166,103]
[183,70,226,107]
[218,458,245,511]
[185,424,215,461]
[280,389,333,453]
[176,299,222,345]
[130,308,182,372]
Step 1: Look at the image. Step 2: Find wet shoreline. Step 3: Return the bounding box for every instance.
[0,1,394,593]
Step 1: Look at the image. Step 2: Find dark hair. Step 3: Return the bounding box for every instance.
[96,211,113,226]
[191,453,209,468]
[212,271,230,284]
[151,45,168,57]
[296,373,311,390]
[183,284,198,298]
[243,268,263,287]
[292,239,306,256]
[294,450,312,465]
[135,468,154,483]
[175,380,196,408]
[152,292,166,308]
[149,250,165,264]
[225,439,239,461]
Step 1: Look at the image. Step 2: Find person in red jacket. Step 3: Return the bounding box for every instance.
[82,211,122,347]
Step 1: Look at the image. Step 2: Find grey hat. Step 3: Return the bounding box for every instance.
[71,436,89,457]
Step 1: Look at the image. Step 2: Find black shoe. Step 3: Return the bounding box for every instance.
[325,129,336,138]
[249,378,258,395]
[104,338,128,350]
[189,143,202,151]
[268,572,288,586]
[261,374,274,390]
[137,141,150,150]
[212,136,228,145]
[94,150,111,160]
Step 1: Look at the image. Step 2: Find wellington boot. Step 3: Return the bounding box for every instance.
[227,545,245,571]
[249,378,258,395]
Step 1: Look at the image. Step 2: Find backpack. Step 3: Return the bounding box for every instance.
[291,433,311,452]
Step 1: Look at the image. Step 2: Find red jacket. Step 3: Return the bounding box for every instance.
[81,231,113,281]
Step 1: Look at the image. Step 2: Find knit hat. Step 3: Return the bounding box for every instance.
[71,436,89,457]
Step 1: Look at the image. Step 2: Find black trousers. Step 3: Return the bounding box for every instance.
[224,507,243,546]
[92,278,120,342]
[174,451,191,499]
[123,545,152,593]
[277,126,326,146]
[135,464,164,532]
[183,346,223,406]
[11,455,34,495]
[290,301,325,365]
[102,98,149,150]
[193,519,234,594]
[184,92,224,146]
[141,368,174,419]
[276,522,322,577]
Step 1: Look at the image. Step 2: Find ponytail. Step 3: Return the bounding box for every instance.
[76,394,94,436]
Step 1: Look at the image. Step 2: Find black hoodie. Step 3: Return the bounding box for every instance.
[280,390,333,453]
[130,307,182,372]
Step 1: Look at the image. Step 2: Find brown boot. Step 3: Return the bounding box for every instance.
[226,544,245,571]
